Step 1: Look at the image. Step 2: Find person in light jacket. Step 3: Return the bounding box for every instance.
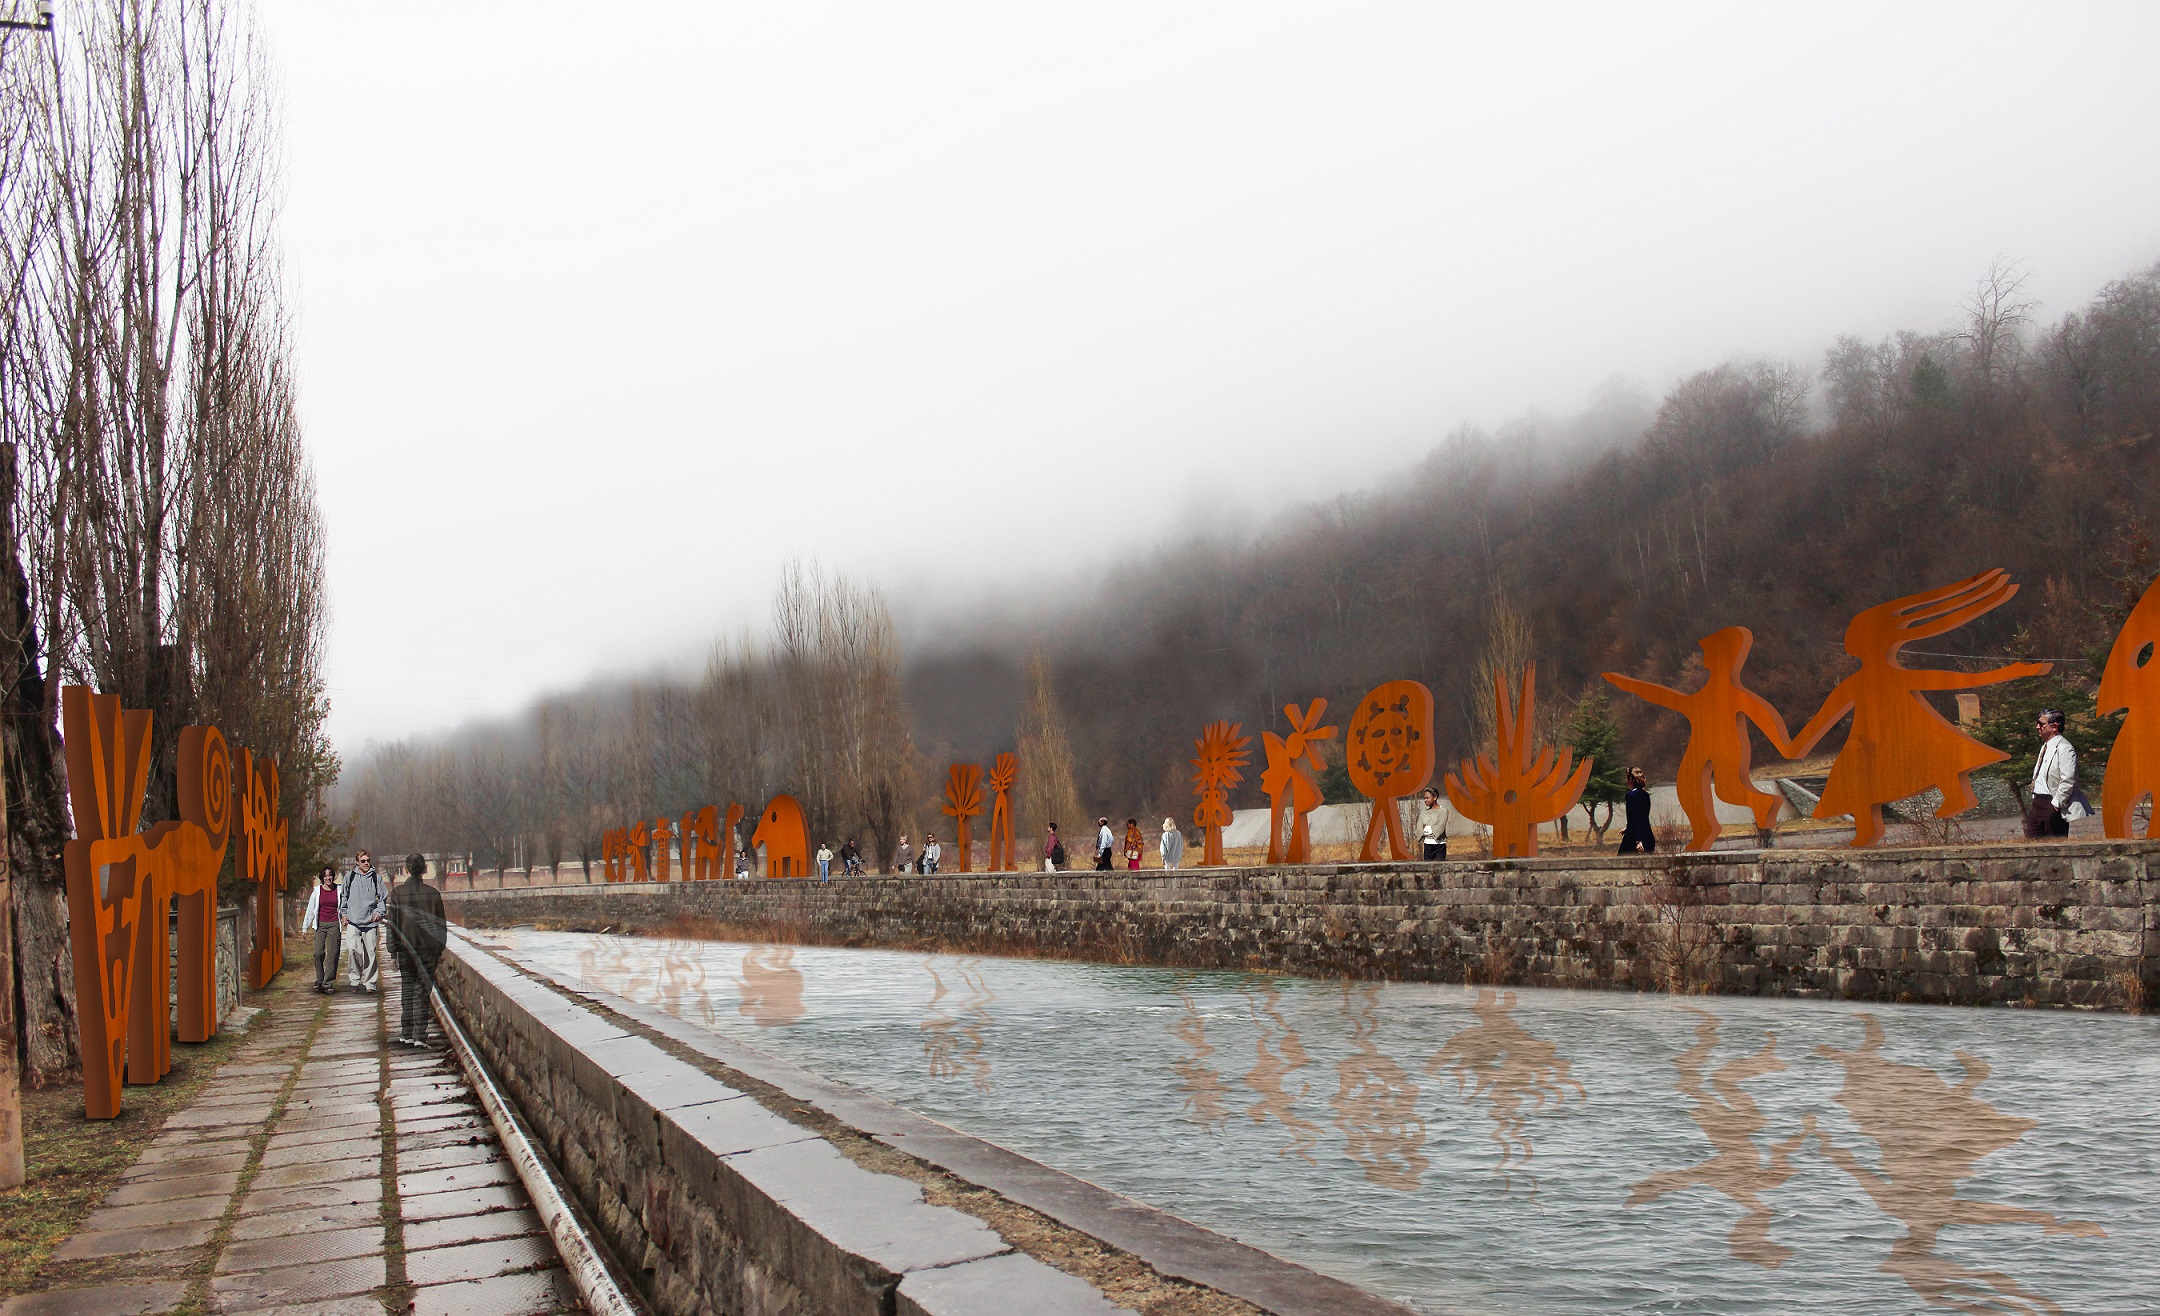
[816,842,834,881]
[300,867,342,994]
[2026,709,2080,839]
[340,850,389,993]
[1159,818,1185,870]
[921,834,942,874]
[1094,817,1114,871]
[1417,787,1450,861]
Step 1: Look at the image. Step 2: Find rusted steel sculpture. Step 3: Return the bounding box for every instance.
[987,753,1017,871]
[61,687,236,1118]
[942,763,984,873]
[1261,699,1336,864]
[1444,665,1590,858]
[628,819,652,881]
[752,794,811,878]
[235,748,289,989]
[652,815,675,882]
[1347,680,1436,862]
[1190,721,1252,867]
[1604,627,1797,851]
[2098,572,2160,837]
[1786,570,2049,847]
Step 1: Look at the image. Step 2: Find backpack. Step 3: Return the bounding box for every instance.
[1051,841,1067,865]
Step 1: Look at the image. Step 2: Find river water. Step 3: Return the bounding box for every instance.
[472,929,2156,1315]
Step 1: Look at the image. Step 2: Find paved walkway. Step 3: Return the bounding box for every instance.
[3,954,581,1315]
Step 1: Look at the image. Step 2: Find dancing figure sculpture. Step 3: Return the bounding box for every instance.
[1261,699,1336,863]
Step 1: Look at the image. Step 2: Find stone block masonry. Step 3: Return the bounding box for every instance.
[443,840,2160,1010]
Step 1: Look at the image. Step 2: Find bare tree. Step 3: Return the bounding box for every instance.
[1014,648,1080,860]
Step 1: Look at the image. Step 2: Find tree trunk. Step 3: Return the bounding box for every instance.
[1,724,20,1188]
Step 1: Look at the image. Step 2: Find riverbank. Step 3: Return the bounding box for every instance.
[441,840,2160,1011]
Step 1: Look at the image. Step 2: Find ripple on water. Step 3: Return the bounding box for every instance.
[483,930,2159,1315]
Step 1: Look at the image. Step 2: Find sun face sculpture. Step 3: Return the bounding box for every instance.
[1346,680,1436,861]
[943,763,985,872]
[1189,720,1253,867]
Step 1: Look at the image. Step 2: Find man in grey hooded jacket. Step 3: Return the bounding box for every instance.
[340,850,389,993]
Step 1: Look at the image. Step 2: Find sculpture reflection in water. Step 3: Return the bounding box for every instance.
[1241,981,1320,1163]
[571,940,722,1025]
[736,945,805,1027]
[1624,1010,1815,1268]
[1426,988,1584,1192]
[920,959,995,1091]
[1330,983,1428,1190]
[1811,1015,2103,1316]
[1169,988,1234,1130]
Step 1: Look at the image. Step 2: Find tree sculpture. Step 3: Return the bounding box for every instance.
[987,753,1017,871]
[943,763,984,872]
[1785,570,2049,847]
[2098,572,2160,837]
[1190,720,1252,867]
[1603,627,1796,851]
[1261,699,1336,863]
[1347,680,1436,861]
[1444,665,1592,858]
[751,795,810,877]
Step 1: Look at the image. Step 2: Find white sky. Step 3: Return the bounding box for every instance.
[261,1,2160,754]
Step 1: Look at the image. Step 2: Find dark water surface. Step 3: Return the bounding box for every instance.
[473,930,2156,1315]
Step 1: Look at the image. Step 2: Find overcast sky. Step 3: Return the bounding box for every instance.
[259,1,2160,754]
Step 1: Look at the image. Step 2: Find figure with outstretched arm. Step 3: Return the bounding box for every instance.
[1603,626,1796,851]
[1784,570,2050,847]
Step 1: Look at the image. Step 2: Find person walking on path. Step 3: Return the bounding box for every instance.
[1617,768,1657,854]
[1417,787,1451,861]
[301,866,343,993]
[1095,817,1115,871]
[1123,819,1143,870]
[340,850,389,993]
[816,842,834,880]
[922,834,942,874]
[1159,818,1185,870]
[894,835,914,875]
[2026,709,2083,839]
[386,853,448,1046]
[1044,823,1064,872]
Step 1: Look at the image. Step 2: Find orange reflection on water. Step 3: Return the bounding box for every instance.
[1426,988,1583,1191]
[1170,989,1234,1130]
[735,945,804,1027]
[1812,1015,2104,1316]
[1330,983,1428,1190]
[1242,981,1321,1163]
[921,959,995,1091]
[1625,1009,1813,1267]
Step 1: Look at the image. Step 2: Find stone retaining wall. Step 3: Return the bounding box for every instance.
[444,841,2160,1010]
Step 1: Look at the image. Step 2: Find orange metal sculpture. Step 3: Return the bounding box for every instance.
[987,753,1017,872]
[1190,721,1252,867]
[61,687,236,1119]
[601,827,623,882]
[1604,627,1797,851]
[235,748,289,989]
[628,819,652,881]
[1261,699,1336,864]
[721,802,744,877]
[1786,570,2049,847]
[652,814,675,882]
[1444,665,1591,859]
[1346,680,1436,862]
[752,794,811,878]
[942,763,983,873]
[2098,572,2160,838]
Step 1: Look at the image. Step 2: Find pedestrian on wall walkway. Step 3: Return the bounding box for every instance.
[300,866,342,993]
[895,835,914,875]
[1617,769,1657,855]
[1159,818,1185,870]
[1043,823,1064,872]
[1095,817,1114,871]
[340,850,388,993]
[386,853,447,1045]
[816,842,834,880]
[2026,709,2089,839]
[922,834,942,874]
[1123,819,1143,870]
[1418,787,1450,861]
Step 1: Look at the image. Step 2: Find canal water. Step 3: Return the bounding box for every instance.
[472,929,2156,1315]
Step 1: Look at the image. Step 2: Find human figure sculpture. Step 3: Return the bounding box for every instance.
[2097,572,2160,838]
[628,819,652,881]
[751,794,810,877]
[1261,699,1336,864]
[1346,680,1435,862]
[651,815,675,881]
[1785,570,2050,847]
[987,753,1017,871]
[1444,665,1591,859]
[1603,627,1796,851]
[721,802,745,878]
[1190,720,1252,867]
[942,763,983,873]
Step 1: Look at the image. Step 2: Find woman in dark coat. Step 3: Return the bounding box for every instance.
[1617,767,1657,854]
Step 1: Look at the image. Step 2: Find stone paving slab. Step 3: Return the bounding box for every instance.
[409,1268,578,1316]
[104,1169,242,1207]
[396,1157,515,1197]
[209,1254,390,1311]
[79,1195,233,1232]
[226,1199,381,1241]
[0,1280,188,1316]
[249,1155,383,1189]
[399,1180,531,1222]
[217,1224,386,1273]
[259,1134,380,1167]
[120,1150,251,1181]
[51,1219,219,1261]
[403,1233,557,1286]
[401,1207,545,1252]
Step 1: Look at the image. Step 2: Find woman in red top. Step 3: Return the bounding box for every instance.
[1123,819,1144,870]
[300,867,343,994]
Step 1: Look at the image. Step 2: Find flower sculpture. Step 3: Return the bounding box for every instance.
[987,753,1018,871]
[943,762,984,872]
[1261,698,1336,863]
[1190,720,1253,867]
[1444,664,1591,858]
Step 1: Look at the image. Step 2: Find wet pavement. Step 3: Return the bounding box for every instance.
[3,952,580,1314]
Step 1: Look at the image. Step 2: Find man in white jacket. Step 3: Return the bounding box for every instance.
[2025,710,2077,840]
